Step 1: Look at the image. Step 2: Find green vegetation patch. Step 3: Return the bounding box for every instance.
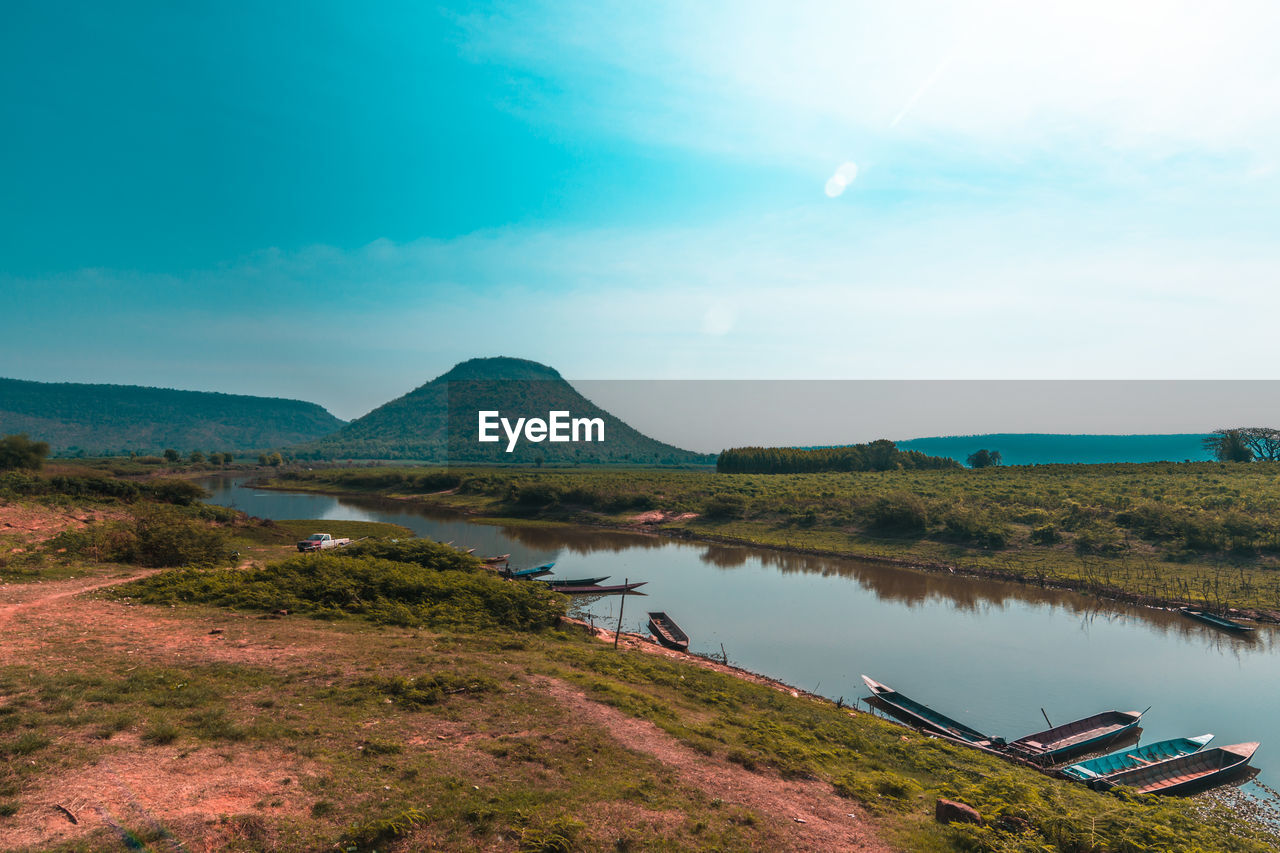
[107,551,566,630]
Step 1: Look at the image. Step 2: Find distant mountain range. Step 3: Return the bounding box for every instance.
[294,357,713,465]
[2,367,1226,467]
[0,377,346,455]
[895,433,1215,466]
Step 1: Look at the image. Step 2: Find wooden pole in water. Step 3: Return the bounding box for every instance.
[614,578,628,650]
[1041,708,1053,729]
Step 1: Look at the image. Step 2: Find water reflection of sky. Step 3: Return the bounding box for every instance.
[203,477,1280,799]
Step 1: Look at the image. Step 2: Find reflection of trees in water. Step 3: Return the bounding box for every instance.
[699,546,752,568]
[495,524,667,556]
[698,544,1280,646]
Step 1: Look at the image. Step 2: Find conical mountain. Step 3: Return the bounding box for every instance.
[294,357,709,464]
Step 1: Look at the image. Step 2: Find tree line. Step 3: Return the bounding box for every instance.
[716,440,961,474]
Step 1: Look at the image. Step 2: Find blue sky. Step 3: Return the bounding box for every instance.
[4,1,1280,420]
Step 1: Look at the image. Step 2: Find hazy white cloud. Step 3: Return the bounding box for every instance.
[460,0,1280,183]
[11,195,1280,421]
[824,161,858,197]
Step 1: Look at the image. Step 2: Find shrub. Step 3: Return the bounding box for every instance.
[702,495,745,520]
[1073,522,1127,556]
[866,492,929,533]
[110,554,566,631]
[132,506,227,567]
[0,434,49,471]
[344,539,480,572]
[942,508,1011,549]
[1030,524,1061,545]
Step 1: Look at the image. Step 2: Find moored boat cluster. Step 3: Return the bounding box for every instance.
[861,675,1260,796]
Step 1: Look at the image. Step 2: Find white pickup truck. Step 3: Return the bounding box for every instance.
[296,533,353,552]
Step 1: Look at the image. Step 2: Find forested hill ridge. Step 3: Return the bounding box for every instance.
[0,377,346,455]
[896,433,1215,466]
[293,357,713,465]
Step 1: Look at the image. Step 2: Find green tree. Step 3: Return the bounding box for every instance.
[163,448,180,463]
[268,452,284,467]
[0,434,50,471]
[189,450,206,464]
[967,449,1002,468]
[1204,430,1254,462]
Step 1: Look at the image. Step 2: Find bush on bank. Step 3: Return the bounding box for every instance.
[109,553,566,631]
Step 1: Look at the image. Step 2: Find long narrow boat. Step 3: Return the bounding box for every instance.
[1180,608,1255,634]
[504,562,556,579]
[1092,742,1259,795]
[1061,734,1214,782]
[647,612,689,651]
[481,554,511,564]
[505,568,552,579]
[860,676,999,747]
[552,581,647,595]
[1007,709,1146,763]
[538,576,610,587]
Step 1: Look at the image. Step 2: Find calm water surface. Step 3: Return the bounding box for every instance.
[203,477,1280,797]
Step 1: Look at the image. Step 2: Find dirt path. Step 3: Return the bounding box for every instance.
[0,573,897,851]
[0,572,157,628]
[538,677,895,853]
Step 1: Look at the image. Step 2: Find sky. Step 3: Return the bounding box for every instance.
[4,1,1280,423]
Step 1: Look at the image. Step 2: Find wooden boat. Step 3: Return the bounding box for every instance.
[1092,742,1259,795]
[647,612,689,651]
[1007,709,1146,763]
[860,676,999,747]
[1061,734,1213,782]
[538,576,610,587]
[1180,608,1255,634]
[481,554,511,564]
[551,581,647,595]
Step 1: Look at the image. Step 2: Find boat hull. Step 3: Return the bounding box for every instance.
[553,581,647,595]
[1181,608,1255,633]
[539,576,611,587]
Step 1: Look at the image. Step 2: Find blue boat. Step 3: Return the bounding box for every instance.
[504,562,556,579]
[1008,709,1147,763]
[1061,734,1213,782]
[861,676,999,747]
[1093,742,1259,795]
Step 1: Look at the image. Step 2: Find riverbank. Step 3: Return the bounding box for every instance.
[257,466,1280,619]
[5,470,1279,851]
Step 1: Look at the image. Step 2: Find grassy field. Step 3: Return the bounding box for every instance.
[3,468,1278,851]
[265,464,1280,614]
[8,560,1276,852]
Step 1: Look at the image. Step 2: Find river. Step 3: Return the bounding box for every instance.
[201,476,1280,800]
